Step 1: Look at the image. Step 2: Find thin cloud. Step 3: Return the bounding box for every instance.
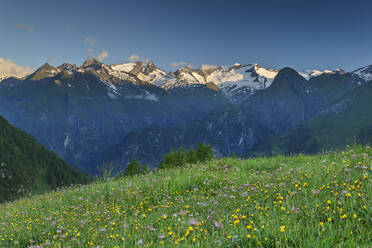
[97,49,109,61]
[0,57,34,78]
[85,37,97,46]
[128,54,140,62]
[15,24,35,32]
[170,62,188,67]
[200,64,218,70]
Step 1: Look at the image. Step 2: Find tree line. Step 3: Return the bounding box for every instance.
[118,143,214,177]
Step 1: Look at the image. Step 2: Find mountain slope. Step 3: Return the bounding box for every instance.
[0,115,88,202]
[241,67,324,135]
[103,104,267,169]
[249,80,372,156]
[0,66,229,174]
[103,68,371,169]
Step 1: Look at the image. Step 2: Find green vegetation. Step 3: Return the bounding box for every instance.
[160,143,214,169]
[251,82,372,157]
[117,158,150,177]
[0,115,89,203]
[0,145,370,247]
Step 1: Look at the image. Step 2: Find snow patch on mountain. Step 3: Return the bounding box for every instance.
[111,63,136,73]
[64,134,70,149]
[153,63,278,101]
[0,76,8,82]
[124,93,159,101]
[353,65,372,82]
[254,64,278,78]
[299,68,345,80]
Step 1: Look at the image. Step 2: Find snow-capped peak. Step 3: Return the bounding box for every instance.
[157,63,278,102]
[80,58,103,70]
[107,60,167,84]
[352,65,372,82]
[111,62,136,73]
[253,64,278,79]
[27,63,61,80]
[0,76,8,82]
[299,68,345,80]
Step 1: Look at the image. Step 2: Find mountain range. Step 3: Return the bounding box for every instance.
[0,59,371,174]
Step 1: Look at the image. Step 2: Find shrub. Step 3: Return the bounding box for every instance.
[160,143,214,169]
[123,158,150,176]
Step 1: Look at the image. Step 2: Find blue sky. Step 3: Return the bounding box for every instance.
[0,0,371,72]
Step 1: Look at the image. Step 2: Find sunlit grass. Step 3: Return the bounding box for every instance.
[0,146,371,247]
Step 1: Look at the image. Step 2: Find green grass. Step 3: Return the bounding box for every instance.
[0,146,371,247]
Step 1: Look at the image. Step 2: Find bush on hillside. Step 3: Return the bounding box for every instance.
[160,143,214,169]
[118,158,150,177]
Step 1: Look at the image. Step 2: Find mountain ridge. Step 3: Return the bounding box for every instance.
[0,59,371,174]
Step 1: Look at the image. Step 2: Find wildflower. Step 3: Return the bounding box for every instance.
[213,221,223,229]
[353,214,357,219]
[319,222,324,227]
[280,226,285,233]
[188,218,200,226]
[341,214,347,219]
[247,234,251,239]
[246,225,252,230]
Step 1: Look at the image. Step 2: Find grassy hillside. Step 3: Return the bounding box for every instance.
[0,146,370,247]
[0,115,89,202]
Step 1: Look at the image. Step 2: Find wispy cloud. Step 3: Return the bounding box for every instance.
[200,64,218,70]
[97,49,109,61]
[170,62,188,67]
[0,57,34,78]
[85,37,97,46]
[15,24,35,32]
[128,54,140,62]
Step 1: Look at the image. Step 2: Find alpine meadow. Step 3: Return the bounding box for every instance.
[0,0,371,247]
